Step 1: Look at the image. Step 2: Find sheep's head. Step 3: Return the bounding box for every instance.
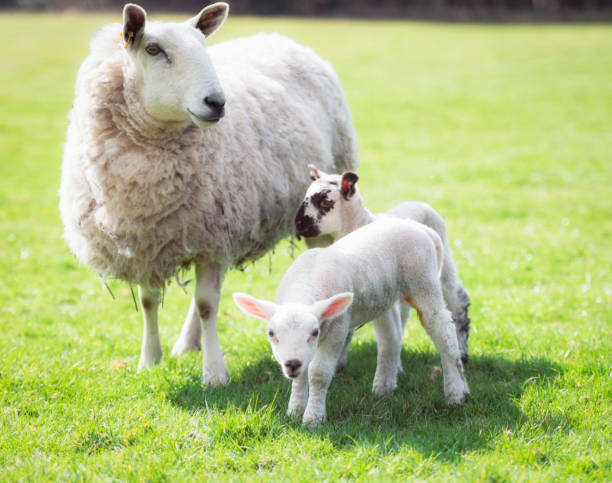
[122,3,228,128]
[295,165,359,239]
[233,292,353,379]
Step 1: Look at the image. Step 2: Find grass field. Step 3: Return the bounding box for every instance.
[1,11,611,481]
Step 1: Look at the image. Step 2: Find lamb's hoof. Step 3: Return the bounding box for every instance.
[446,387,469,406]
[372,378,397,396]
[302,414,325,427]
[287,405,306,419]
[461,353,469,365]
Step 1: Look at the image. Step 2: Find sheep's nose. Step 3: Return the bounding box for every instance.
[284,359,302,375]
[204,94,226,117]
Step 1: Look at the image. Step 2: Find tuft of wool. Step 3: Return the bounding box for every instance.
[60,26,358,288]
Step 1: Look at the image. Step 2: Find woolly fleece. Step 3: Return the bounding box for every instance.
[60,25,358,288]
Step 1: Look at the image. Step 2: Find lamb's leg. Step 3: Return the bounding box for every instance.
[372,305,402,395]
[440,249,471,364]
[406,289,469,405]
[336,330,353,373]
[302,320,348,426]
[398,299,411,374]
[443,282,471,365]
[287,368,309,418]
[193,262,228,386]
[137,286,162,370]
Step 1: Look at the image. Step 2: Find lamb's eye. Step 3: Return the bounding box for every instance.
[320,199,333,209]
[145,43,162,56]
[310,328,319,338]
[268,329,275,338]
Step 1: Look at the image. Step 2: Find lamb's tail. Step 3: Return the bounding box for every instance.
[421,224,444,277]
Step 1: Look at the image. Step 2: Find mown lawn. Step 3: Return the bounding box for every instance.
[0,11,610,481]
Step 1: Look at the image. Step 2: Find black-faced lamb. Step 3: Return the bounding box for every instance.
[295,165,471,364]
[59,3,358,384]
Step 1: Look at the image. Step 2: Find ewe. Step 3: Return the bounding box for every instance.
[295,165,471,364]
[234,219,469,425]
[59,3,358,384]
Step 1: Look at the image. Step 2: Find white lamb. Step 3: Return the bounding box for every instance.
[295,165,471,365]
[234,219,470,425]
[59,3,358,385]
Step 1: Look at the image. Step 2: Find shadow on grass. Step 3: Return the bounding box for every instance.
[167,342,561,462]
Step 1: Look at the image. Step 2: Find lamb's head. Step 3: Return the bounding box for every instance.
[233,292,353,379]
[295,164,359,238]
[122,3,228,128]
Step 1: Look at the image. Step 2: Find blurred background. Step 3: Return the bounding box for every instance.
[2,0,611,21]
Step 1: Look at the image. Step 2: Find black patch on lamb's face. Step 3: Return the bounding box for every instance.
[295,189,336,238]
[295,200,320,238]
[310,190,335,217]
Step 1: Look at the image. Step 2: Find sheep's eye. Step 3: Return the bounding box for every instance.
[329,181,338,186]
[268,329,275,338]
[310,328,319,338]
[145,43,162,56]
[320,199,333,209]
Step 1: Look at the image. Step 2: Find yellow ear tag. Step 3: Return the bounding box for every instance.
[123,31,134,49]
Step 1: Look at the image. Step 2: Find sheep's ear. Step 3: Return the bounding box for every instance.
[122,3,146,48]
[188,2,229,38]
[233,292,276,322]
[311,292,353,321]
[308,164,325,181]
[340,171,359,200]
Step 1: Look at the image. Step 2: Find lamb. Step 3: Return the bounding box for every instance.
[233,219,470,425]
[295,165,471,364]
[59,3,358,385]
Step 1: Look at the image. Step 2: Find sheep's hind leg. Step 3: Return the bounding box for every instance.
[194,263,229,386]
[138,286,162,370]
[171,299,202,356]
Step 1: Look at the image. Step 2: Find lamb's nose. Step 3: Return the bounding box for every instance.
[204,94,226,116]
[284,359,302,374]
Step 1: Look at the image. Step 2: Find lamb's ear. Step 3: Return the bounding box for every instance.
[340,171,359,201]
[122,3,146,48]
[233,292,276,322]
[188,2,229,38]
[311,292,354,322]
[308,164,325,181]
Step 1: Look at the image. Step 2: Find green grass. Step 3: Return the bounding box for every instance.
[1,12,611,481]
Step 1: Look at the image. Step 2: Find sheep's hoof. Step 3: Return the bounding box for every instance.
[171,339,202,356]
[202,368,229,386]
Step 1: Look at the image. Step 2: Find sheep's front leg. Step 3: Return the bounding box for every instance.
[194,263,228,386]
[371,305,402,395]
[137,286,162,370]
[302,321,347,426]
[287,369,309,419]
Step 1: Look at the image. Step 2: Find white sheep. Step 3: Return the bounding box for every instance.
[59,3,358,384]
[295,165,471,365]
[234,219,470,425]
